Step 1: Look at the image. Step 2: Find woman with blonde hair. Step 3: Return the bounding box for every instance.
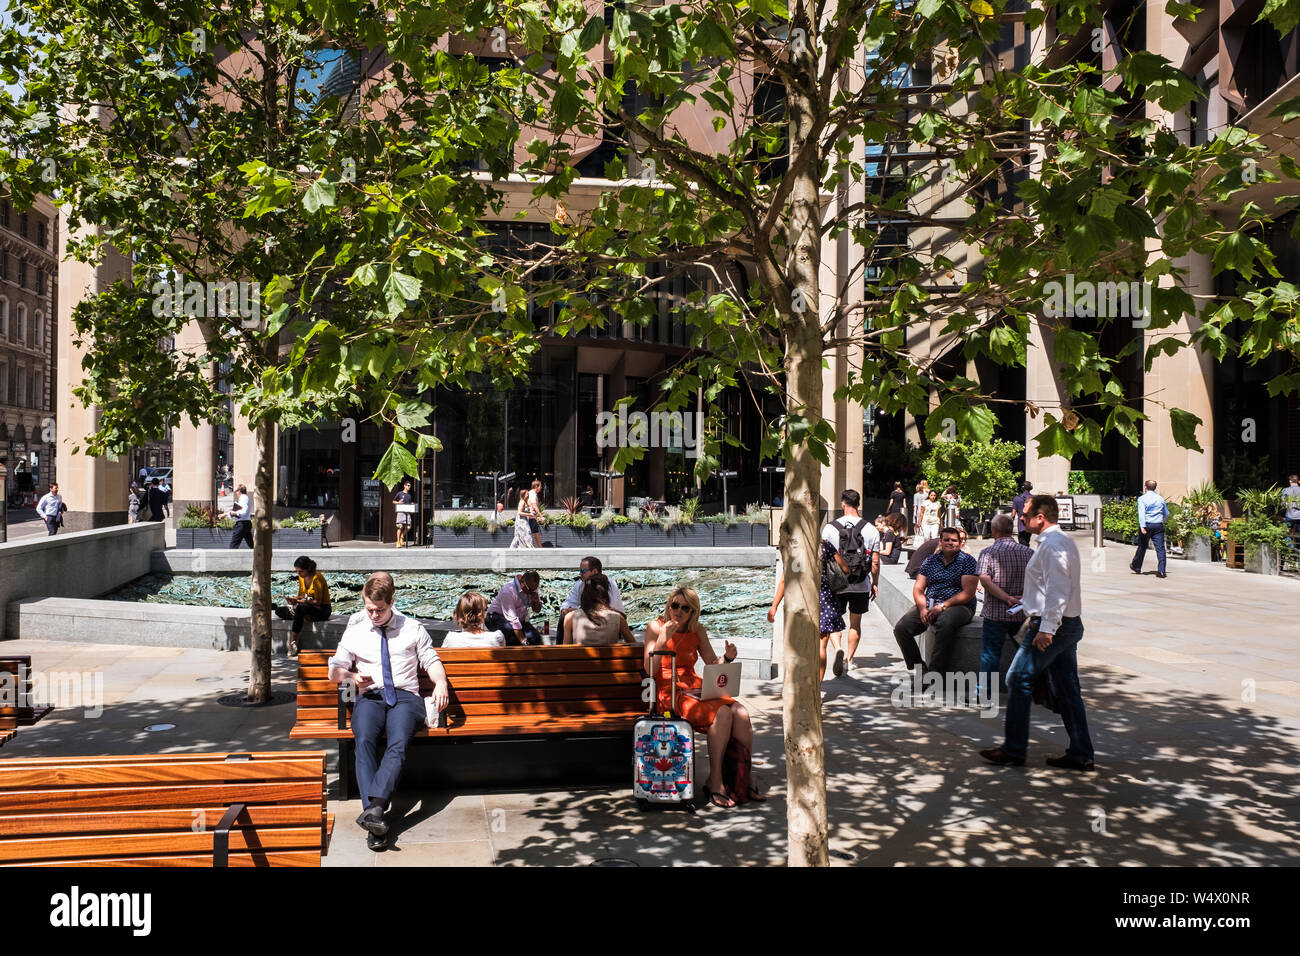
[441,591,507,648]
[912,479,930,537]
[647,586,762,808]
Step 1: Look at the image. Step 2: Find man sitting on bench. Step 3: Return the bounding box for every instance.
[328,572,449,852]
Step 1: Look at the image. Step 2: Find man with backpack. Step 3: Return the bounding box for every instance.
[820,489,880,678]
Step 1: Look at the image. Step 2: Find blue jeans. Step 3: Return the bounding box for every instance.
[1131,523,1165,574]
[979,618,1021,698]
[1002,616,1093,763]
[351,689,425,808]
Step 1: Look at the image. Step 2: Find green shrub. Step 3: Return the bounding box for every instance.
[570,512,592,530]
[1068,470,1128,495]
[921,439,1023,512]
[435,514,472,531]
[1102,498,1139,539]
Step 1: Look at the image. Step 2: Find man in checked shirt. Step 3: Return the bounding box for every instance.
[974,513,1033,705]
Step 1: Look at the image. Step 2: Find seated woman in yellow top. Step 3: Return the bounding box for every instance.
[274,555,331,656]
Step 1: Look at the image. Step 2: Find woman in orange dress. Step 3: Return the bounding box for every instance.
[647,586,758,808]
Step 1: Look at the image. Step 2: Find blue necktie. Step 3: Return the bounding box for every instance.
[379,624,396,706]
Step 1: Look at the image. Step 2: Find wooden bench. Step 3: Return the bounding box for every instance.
[0,656,54,749]
[291,645,646,794]
[0,751,333,866]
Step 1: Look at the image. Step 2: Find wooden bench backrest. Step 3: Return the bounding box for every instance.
[0,658,30,736]
[0,751,330,867]
[295,645,645,733]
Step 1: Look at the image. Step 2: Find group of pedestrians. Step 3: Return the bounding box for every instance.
[787,483,1095,774]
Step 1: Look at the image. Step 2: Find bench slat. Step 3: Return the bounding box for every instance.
[7,850,322,867]
[0,759,327,790]
[0,781,327,813]
[0,826,328,864]
[0,804,325,837]
[0,750,328,769]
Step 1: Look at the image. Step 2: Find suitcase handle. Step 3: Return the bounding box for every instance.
[649,650,676,716]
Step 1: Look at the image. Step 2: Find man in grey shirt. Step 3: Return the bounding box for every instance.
[981,494,1094,772]
[1284,474,1300,538]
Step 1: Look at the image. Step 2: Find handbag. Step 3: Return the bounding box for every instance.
[1015,619,1062,714]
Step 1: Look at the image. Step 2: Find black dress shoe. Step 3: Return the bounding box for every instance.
[979,747,1025,767]
[1130,567,1142,575]
[356,805,388,836]
[366,831,388,852]
[1045,754,1095,772]
[1156,572,1167,578]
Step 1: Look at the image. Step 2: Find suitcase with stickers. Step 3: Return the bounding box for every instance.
[633,650,695,809]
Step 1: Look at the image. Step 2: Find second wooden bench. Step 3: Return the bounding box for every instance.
[291,644,646,794]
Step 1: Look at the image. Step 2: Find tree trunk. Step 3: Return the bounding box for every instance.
[781,13,829,866]
[247,416,275,702]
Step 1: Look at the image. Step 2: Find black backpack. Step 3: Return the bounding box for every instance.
[831,518,870,592]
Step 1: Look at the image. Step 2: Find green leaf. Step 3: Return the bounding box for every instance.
[577,14,605,52]
[383,270,422,317]
[302,177,336,213]
[394,399,432,429]
[1212,232,1257,278]
[1169,408,1204,452]
[374,442,421,489]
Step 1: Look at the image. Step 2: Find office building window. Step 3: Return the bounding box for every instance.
[17,260,26,289]
[0,297,7,337]
[15,303,26,343]
[34,311,42,348]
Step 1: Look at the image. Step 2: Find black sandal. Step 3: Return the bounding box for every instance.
[702,785,736,809]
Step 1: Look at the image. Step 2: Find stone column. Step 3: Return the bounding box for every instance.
[55,217,132,530]
[1141,5,1214,499]
[170,321,217,519]
[1024,319,1072,495]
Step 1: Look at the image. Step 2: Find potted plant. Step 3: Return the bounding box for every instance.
[1236,487,1288,575]
[553,499,595,547]
[709,509,751,547]
[592,508,637,546]
[273,510,326,549]
[1101,498,1140,545]
[744,503,772,546]
[666,497,711,546]
[176,504,234,548]
[1184,526,1216,563]
[429,512,474,547]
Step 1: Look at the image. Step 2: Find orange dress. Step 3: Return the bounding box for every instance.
[654,630,735,732]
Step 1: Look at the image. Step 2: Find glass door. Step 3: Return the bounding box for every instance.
[357,467,382,540]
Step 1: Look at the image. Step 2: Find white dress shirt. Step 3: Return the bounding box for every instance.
[1021,524,1082,635]
[560,576,625,614]
[328,609,440,696]
[231,493,251,521]
[441,629,507,649]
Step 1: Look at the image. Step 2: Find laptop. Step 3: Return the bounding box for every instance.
[700,661,742,700]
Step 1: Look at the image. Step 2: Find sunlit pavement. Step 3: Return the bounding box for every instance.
[2,539,1296,865]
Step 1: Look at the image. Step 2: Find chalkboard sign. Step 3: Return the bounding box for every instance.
[361,478,382,509]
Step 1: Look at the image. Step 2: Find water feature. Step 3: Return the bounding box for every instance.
[103,568,775,641]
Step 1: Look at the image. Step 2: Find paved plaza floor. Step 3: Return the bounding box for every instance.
[2,534,1297,866]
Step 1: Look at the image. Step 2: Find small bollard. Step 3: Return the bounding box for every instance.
[1093,508,1103,548]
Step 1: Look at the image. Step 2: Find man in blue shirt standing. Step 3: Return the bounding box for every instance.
[1130,479,1169,578]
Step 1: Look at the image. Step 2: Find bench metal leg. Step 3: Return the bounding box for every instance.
[212,802,246,867]
[338,738,354,801]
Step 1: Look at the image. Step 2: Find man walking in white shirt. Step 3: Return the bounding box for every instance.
[226,483,253,549]
[329,573,449,851]
[980,495,1095,772]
